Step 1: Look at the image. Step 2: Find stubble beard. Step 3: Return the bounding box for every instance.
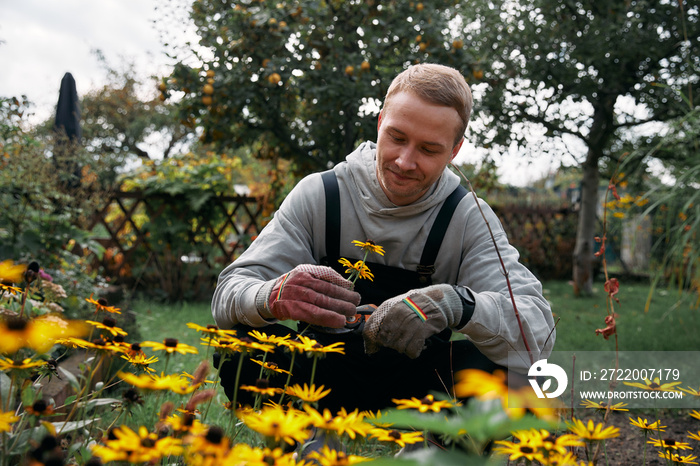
[377,163,427,205]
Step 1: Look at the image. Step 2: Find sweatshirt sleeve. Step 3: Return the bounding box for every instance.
[455,199,556,373]
[211,174,324,329]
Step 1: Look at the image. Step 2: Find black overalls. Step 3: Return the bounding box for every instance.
[217,170,500,412]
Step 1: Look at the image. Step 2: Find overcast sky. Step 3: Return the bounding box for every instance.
[0,1,559,186]
[1,0,174,124]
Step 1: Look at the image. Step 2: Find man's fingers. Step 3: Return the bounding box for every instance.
[274,301,347,328]
[279,283,357,317]
[304,265,356,290]
[373,305,431,358]
[297,272,361,305]
[404,338,427,359]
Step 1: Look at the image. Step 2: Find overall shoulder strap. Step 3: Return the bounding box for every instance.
[321,170,341,260]
[323,169,466,285]
[417,184,468,282]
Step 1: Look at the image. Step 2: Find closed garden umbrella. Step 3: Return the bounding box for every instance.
[53,72,82,188]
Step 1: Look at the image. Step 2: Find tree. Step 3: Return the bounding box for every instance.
[165,0,698,294]
[82,59,195,163]
[34,53,197,185]
[164,0,483,174]
[0,97,105,267]
[462,0,699,294]
[634,107,699,295]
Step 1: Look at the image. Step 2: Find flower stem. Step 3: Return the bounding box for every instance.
[230,352,245,418]
[310,354,319,387]
[203,353,226,423]
[450,163,533,363]
[277,351,297,406]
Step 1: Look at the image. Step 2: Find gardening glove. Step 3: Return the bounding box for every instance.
[363,284,474,359]
[255,264,361,328]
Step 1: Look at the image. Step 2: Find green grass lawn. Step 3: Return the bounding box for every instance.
[544,280,699,352]
[131,279,698,358]
[123,280,698,456]
[130,300,216,375]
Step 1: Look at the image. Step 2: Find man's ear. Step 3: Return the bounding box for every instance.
[377,110,384,131]
[451,137,465,161]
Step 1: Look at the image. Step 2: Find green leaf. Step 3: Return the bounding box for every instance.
[18,229,43,253]
[21,384,37,407]
[188,191,214,212]
[0,372,11,404]
[58,366,81,392]
[377,403,557,445]
[51,418,99,435]
[7,427,42,455]
[77,398,122,409]
[366,448,492,466]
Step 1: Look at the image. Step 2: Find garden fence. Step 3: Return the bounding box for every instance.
[494,205,578,280]
[86,191,578,298]
[87,190,264,299]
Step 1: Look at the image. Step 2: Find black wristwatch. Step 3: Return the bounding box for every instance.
[453,286,476,330]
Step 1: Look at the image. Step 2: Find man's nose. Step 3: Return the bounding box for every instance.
[395,146,418,171]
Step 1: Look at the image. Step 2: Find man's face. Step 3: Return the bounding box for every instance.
[376,91,464,206]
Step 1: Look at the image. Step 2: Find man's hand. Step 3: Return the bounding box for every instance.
[363,284,464,358]
[256,264,361,328]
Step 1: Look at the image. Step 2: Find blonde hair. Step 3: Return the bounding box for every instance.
[383,64,473,146]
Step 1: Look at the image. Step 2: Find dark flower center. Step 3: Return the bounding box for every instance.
[520,446,535,454]
[97,298,108,306]
[389,430,402,440]
[255,378,270,389]
[102,316,116,328]
[420,396,434,405]
[24,262,40,283]
[113,335,125,343]
[263,455,275,465]
[205,426,225,444]
[123,388,143,404]
[32,399,48,413]
[649,382,661,389]
[6,316,28,331]
[39,434,59,451]
[164,338,179,347]
[131,343,142,352]
[141,437,156,448]
[664,438,676,446]
[207,324,218,330]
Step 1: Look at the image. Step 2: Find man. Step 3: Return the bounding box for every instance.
[212,63,555,412]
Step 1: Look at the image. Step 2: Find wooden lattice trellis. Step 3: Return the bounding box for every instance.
[494,205,578,280]
[86,190,577,294]
[86,190,265,292]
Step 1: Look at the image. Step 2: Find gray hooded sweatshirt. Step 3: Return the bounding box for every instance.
[212,141,555,371]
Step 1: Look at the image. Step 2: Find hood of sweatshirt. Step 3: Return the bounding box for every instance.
[340,141,462,219]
